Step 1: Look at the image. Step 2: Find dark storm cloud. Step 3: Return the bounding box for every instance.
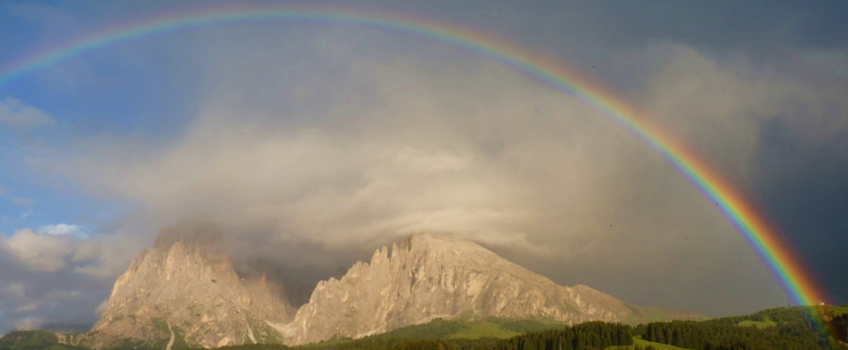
[756,118,848,305]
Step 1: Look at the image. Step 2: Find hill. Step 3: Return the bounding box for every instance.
[0,330,87,350]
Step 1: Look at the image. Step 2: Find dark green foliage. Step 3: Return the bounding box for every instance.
[699,305,833,329]
[211,322,631,350]
[641,320,827,350]
[300,321,633,350]
[5,307,846,350]
[483,321,633,350]
[486,318,566,334]
[629,306,848,350]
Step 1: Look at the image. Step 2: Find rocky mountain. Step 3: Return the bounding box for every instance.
[85,221,295,349]
[284,234,702,345]
[80,228,701,349]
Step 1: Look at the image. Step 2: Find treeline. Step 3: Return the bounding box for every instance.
[8,307,847,350]
[219,322,632,350]
[637,320,829,350]
[705,306,823,328]
[483,322,633,350]
[328,322,632,350]
[197,309,848,350]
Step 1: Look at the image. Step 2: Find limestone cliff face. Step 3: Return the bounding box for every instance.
[88,222,295,349]
[87,230,702,349]
[285,234,650,345]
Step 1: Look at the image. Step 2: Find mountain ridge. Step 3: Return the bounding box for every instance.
[68,226,704,349]
[84,221,295,349]
[284,234,703,345]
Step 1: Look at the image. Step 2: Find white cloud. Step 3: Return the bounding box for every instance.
[1,226,123,277]
[38,224,82,236]
[2,229,74,272]
[0,97,55,130]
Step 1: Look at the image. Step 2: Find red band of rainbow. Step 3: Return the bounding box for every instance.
[0,5,827,308]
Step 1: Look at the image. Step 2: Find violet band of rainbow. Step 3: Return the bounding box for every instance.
[0,5,827,308]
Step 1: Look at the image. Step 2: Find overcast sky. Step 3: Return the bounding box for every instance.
[1,0,847,334]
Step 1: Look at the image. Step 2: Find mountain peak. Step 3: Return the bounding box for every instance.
[86,230,702,348]
[287,234,636,345]
[87,221,295,349]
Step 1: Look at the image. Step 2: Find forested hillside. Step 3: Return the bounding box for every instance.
[3,306,846,350]
[635,306,848,350]
[224,322,633,350]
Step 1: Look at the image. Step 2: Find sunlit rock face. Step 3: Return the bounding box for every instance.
[286,234,660,345]
[88,221,295,349]
[87,229,701,348]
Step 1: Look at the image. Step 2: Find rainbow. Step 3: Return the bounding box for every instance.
[0,5,828,307]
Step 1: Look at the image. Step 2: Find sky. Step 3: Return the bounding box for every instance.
[1,0,847,334]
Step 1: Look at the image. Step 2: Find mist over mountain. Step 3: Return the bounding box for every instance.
[73,220,701,349]
[87,220,295,349]
[285,234,689,345]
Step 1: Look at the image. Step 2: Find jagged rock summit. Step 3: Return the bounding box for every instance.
[285,234,700,345]
[85,229,702,349]
[88,220,295,349]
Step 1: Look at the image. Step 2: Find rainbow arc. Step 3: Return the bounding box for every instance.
[0,5,827,308]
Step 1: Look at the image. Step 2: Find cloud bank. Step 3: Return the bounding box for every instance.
[1,14,842,331]
[0,228,114,332]
[3,229,74,272]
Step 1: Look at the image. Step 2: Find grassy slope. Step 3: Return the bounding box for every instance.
[606,336,692,350]
[445,321,520,339]
[737,319,777,329]
[626,306,708,325]
[633,336,692,350]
